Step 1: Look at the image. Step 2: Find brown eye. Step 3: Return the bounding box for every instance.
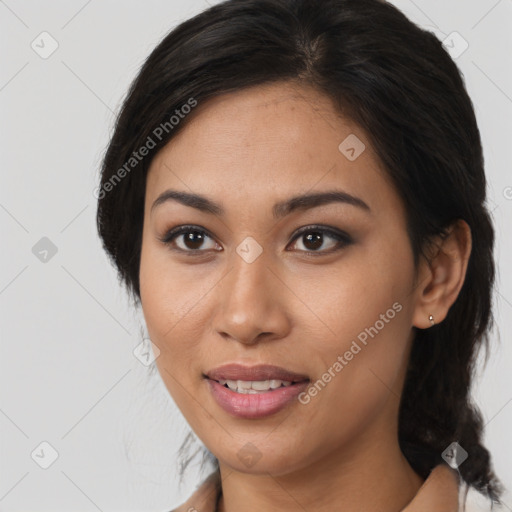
[160,226,220,254]
[301,231,325,251]
[179,230,208,250]
[288,226,353,254]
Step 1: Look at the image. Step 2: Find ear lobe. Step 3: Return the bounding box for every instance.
[412,220,472,329]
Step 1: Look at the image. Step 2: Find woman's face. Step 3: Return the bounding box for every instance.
[140,81,423,475]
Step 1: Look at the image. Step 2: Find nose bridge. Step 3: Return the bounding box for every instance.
[213,241,288,344]
[229,245,269,303]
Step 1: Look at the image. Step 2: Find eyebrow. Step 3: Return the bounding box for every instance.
[151,188,370,219]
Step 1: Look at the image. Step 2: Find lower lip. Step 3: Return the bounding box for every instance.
[206,378,310,419]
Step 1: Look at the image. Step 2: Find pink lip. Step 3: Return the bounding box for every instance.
[206,379,310,419]
[204,364,310,419]
[204,363,309,382]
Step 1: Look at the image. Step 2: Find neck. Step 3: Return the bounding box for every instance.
[217,429,424,512]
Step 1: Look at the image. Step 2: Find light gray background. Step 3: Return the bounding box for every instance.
[1,0,511,510]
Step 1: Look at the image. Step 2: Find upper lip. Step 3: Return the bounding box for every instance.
[204,364,309,382]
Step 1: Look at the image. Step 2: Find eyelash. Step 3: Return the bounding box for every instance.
[159,224,353,257]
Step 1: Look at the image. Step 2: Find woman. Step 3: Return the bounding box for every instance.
[96,0,506,510]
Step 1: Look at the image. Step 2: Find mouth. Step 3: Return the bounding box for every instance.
[204,363,310,418]
[212,378,303,394]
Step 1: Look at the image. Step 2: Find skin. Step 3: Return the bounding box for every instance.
[139,81,471,512]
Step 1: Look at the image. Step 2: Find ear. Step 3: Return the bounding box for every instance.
[412,220,472,329]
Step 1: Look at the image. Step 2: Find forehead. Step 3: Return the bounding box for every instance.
[152,81,363,163]
[145,81,397,215]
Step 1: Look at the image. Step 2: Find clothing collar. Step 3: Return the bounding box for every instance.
[171,463,460,512]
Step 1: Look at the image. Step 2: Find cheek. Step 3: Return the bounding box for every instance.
[140,237,203,335]
[293,239,414,353]
[293,307,412,465]
[139,243,190,377]
[295,240,415,421]
[139,252,207,419]
[139,241,218,390]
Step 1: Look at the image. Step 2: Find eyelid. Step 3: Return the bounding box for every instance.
[290,224,352,243]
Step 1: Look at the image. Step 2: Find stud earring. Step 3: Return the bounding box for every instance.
[429,314,435,326]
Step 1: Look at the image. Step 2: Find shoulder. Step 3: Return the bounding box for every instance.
[166,471,221,512]
[165,468,507,512]
[459,481,507,512]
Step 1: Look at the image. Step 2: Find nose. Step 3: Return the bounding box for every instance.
[211,246,291,346]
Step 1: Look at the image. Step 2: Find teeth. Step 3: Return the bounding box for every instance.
[226,380,238,391]
[218,379,293,393]
[252,380,271,391]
